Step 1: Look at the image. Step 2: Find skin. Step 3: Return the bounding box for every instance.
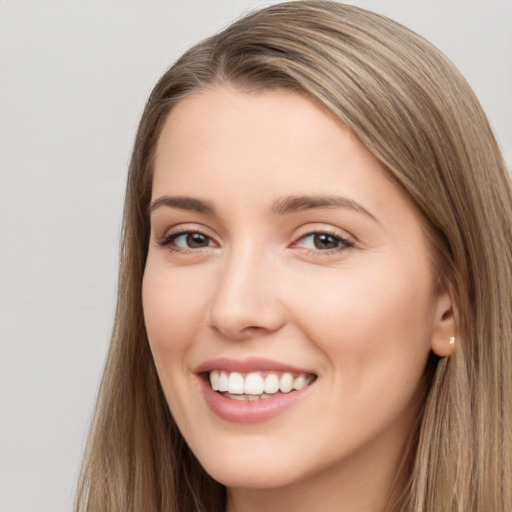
[143,86,455,512]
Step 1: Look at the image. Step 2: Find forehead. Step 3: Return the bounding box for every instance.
[153,86,389,198]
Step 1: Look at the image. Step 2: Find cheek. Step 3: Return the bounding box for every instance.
[142,266,208,366]
[287,260,436,378]
[289,268,435,451]
[142,265,214,430]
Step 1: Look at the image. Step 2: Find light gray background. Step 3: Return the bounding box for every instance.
[1,1,510,511]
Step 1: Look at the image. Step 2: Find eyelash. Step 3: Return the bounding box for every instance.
[157,229,354,255]
[158,229,215,253]
[294,230,354,255]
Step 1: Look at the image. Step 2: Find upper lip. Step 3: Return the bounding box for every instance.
[194,357,316,375]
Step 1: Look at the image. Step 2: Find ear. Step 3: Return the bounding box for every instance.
[430,288,457,357]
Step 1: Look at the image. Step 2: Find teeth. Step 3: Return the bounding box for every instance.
[245,372,265,395]
[228,372,244,394]
[210,370,220,391]
[280,372,293,393]
[293,375,309,390]
[208,370,314,396]
[225,393,273,400]
[218,371,229,392]
[264,373,280,394]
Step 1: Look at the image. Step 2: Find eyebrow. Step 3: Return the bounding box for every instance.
[271,194,378,221]
[149,195,215,215]
[149,193,377,222]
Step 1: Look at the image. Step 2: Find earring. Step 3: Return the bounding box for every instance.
[449,336,455,346]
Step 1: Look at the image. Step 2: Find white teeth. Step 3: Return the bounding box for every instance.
[264,373,280,394]
[245,372,265,395]
[293,375,308,390]
[228,372,245,394]
[224,393,273,400]
[226,393,247,401]
[279,372,294,393]
[210,370,220,391]
[208,370,315,397]
[218,371,229,392]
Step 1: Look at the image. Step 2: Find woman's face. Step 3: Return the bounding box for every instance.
[143,86,453,496]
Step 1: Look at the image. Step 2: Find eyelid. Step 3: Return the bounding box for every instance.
[290,226,355,254]
[157,224,220,250]
[155,223,355,254]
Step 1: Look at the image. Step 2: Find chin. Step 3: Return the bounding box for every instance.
[195,445,307,490]
[208,466,300,490]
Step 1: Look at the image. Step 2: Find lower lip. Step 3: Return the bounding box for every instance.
[198,376,314,423]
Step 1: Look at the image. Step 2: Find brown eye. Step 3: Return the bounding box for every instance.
[185,232,210,248]
[313,233,340,250]
[294,231,353,253]
[161,231,214,250]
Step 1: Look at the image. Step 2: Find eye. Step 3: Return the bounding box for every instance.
[160,231,216,250]
[294,232,353,252]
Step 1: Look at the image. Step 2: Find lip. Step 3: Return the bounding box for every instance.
[195,356,315,375]
[195,357,317,423]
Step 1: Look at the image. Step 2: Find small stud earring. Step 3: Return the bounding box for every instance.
[449,336,455,346]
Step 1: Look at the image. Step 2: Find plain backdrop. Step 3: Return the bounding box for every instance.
[0,1,510,511]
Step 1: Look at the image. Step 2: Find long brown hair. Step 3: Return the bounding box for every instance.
[75,2,512,510]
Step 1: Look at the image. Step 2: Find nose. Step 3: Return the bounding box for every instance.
[206,247,287,341]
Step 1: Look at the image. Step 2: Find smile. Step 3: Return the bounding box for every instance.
[209,370,316,399]
[196,358,318,422]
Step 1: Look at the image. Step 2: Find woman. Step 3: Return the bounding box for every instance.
[75,2,512,511]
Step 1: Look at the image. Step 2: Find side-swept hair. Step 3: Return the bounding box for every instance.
[75,2,512,511]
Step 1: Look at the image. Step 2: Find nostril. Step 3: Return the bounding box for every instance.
[207,305,286,340]
[210,324,270,342]
[243,326,263,333]
[206,272,287,339]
